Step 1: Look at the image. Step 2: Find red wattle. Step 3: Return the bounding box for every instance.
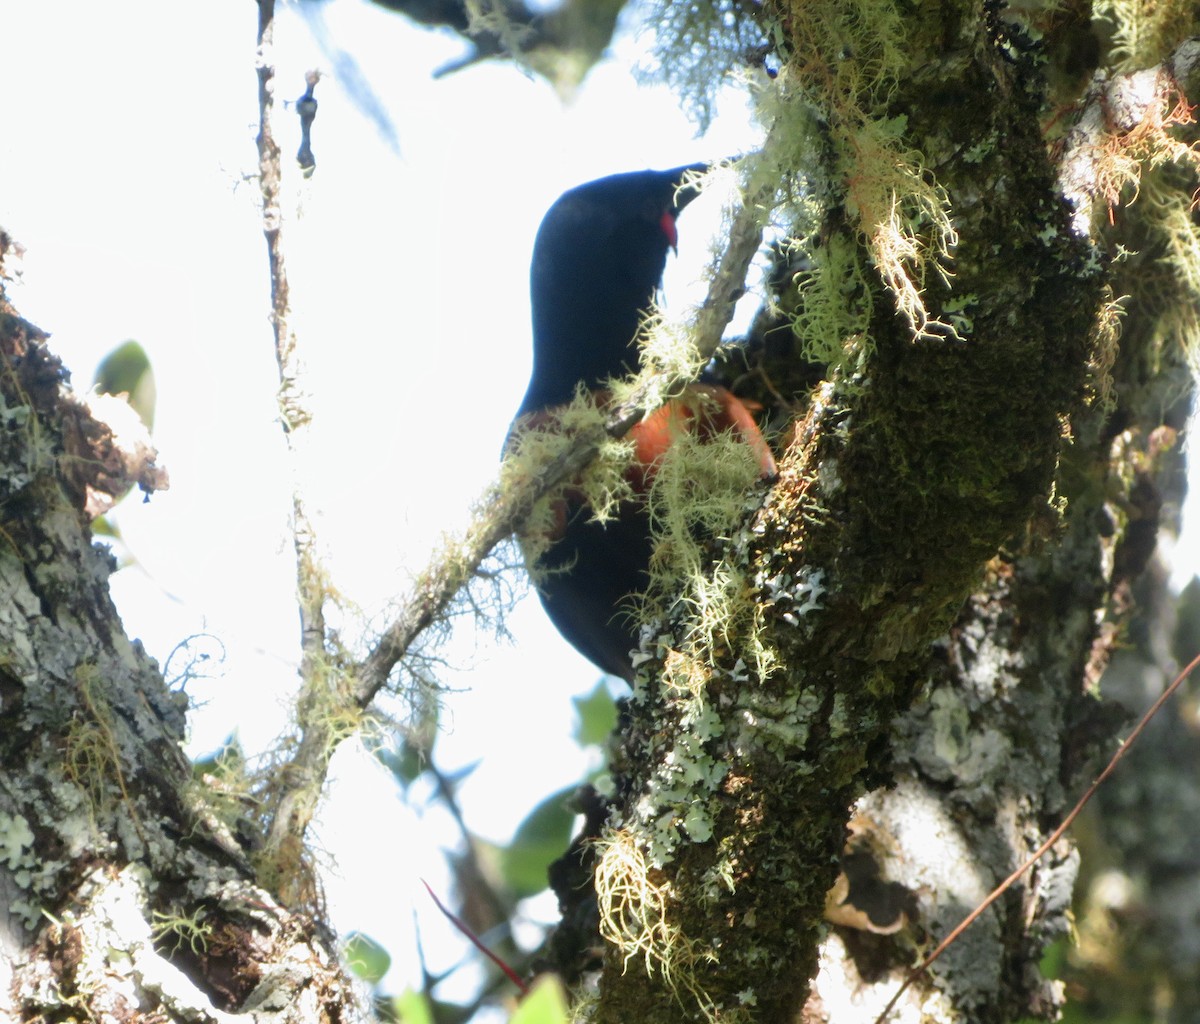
[659,210,678,251]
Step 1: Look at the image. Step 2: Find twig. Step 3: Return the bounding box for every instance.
[429,763,511,923]
[421,879,528,994]
[254,0,335,867]
[873,649,1200,1023]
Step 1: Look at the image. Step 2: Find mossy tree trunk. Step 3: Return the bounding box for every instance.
[577,4,1200,1023]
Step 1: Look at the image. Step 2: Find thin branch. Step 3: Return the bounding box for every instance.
[421,880,528,994]
[255,0,336,865]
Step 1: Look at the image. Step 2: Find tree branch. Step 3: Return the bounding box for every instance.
[254,0,341,881]
[1058,37,1200,234]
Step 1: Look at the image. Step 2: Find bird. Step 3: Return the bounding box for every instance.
[511,166,776,681]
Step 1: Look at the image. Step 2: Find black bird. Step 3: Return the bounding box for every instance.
[513,166,775,680]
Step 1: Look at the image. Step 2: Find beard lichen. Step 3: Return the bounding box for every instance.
[1095,0,1199,70]
[641,421,764,657]
[593,827,722,1018]
[504,389,637,572]
[768,0,960,343]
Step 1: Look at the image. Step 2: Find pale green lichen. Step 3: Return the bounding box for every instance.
[642,424,764,653]
[637,0,771,131]
[504,391,636,572]
[757,0,959,344]
[0,810,41,920]
[2,798,82,928]
[1095,0,1197,69]
[610,310,712,414]
[593,828,719,1015]
[63,664,134,823]
[151,906,212,955]
[0,810,35,868]
[1141,176,1200,375]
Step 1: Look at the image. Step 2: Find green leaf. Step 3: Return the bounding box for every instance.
[94,339,156,430]
[499,788,578,897]
[191,736,243,776]
[344,931,391,985]
[573,682,617,747]
[377,736,437,788]
[510,975,569,1024]
[391,988,434,1024]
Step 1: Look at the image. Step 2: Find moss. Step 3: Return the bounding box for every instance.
[588,1,1108,1017]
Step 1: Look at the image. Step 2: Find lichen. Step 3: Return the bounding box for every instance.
[593,828,719,1015]
[1095,0,1198,70]
[637,0,771,131]
[504,391,636,571]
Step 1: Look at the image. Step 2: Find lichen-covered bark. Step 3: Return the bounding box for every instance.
[0,247,363,1023]
[587,2,1145,1021]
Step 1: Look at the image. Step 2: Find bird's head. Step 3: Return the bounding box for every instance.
[522,164,708,414]
[567,163,706,254]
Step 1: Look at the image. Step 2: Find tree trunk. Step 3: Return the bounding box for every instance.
[575,7,1200,1023]
[5,3,1200,1020]
[0,241,363,1022]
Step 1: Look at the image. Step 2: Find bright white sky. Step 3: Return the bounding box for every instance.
[0,0,768,1008]
[4,1,1199,1014]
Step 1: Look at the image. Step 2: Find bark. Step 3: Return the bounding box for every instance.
[0,239,364,1023]
[575,9,1200,1024]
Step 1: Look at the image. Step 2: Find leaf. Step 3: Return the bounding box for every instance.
[376,702,440,787]
[509,975,569,1024]
[94,339,156,430]
[499,787,578,897]
[343,931,391,985]
[391,988,434,1024]
[573,681,617,747]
